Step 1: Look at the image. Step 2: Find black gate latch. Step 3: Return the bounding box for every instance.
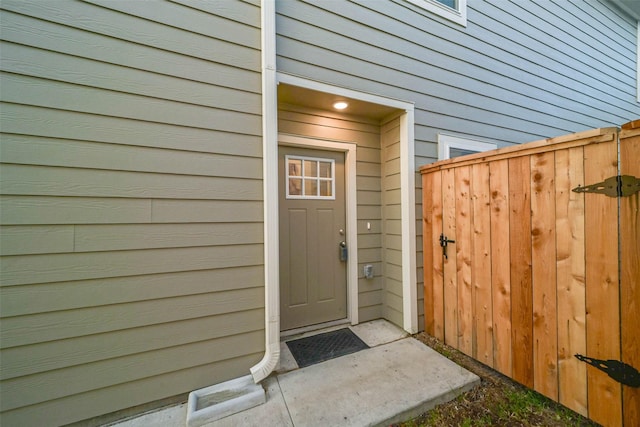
[439,234,455,260]
[575,354,640,387]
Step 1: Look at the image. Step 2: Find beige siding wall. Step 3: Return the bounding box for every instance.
[278,104,385,323]
[0,1,264,425]
[380,118,403,328]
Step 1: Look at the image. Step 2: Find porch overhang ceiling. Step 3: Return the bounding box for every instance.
[278,83,400,121]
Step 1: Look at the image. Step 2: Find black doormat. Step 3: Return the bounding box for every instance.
[286,328,369,368]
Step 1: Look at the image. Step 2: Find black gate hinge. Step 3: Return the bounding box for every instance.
[572,175,640,197]
[575,354,640,387]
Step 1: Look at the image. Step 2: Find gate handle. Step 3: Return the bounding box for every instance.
[439,234,455,259]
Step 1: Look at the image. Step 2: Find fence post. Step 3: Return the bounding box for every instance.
[620,120,640,426]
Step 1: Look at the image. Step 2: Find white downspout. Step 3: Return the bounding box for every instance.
[250,0,280,383]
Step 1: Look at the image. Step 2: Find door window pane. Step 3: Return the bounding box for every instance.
[288,159,302,176]
[304,179,318,196]
[319,161,332,178]
[320,180,332,197]
[286,155,335,199]
[304,160,317,177]
[289,178,302,196]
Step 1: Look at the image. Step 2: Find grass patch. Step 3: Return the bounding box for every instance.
[392,333,598,427]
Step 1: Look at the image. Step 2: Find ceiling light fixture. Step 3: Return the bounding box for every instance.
[333,101,348,110]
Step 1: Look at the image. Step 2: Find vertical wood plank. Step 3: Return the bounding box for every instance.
[431,171,445,341]
[471,162,493,367]
[584,139,621,427]
[442,168,458,348]
[531,151,558,400]
[420,127,625,427]
[620,127,640,427]
[422,172,435,335]
[555,147,587,416]
[490,159,512,377]
[455,166,473,356]
[509,155,534,389]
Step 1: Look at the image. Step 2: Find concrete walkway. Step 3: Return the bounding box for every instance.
[110,320,479,427]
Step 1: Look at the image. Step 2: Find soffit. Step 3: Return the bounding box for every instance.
[277,84,400,122]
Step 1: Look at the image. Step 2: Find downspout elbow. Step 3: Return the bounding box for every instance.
[250,315,280,383]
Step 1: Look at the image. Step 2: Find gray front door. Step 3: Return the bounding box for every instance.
[279,146,347,331]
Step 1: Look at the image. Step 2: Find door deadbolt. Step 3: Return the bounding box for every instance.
[339,241,348,261]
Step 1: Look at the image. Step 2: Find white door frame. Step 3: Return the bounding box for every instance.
[278,134,359,331]
[251,7,417,379]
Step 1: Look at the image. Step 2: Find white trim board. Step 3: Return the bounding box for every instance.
[405,0,467,27]
[279,133,359,327]
[400,111,418,334]
[437,133,497,160]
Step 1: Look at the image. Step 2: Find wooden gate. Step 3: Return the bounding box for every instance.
[420,123,639,427]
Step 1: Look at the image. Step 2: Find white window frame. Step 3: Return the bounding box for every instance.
[438,133,497,160]
[285,155,336,200]
[406,0,467,27]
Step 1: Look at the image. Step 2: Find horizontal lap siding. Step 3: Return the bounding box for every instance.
[0,1,263,425]
[275,0,638,335]
[277,0,638,148]
[381,118,404,328]
[278,105,384,322]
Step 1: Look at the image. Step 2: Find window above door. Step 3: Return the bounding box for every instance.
[406,0,467,27]
[286,155,335,199]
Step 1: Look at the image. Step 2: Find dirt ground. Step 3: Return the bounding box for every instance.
[394,333,600,427]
